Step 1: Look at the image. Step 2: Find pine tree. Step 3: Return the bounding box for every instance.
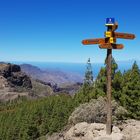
[84,58,93,85]
[112,70,123,102]
[95,67,106,93]
[111,58,118,79]
[74,58,94,103]
[121,61,140,119]
[95,57,118,93]
[82,58,94,101]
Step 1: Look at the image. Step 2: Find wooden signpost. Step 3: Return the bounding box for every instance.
[114,32,135,39]
[82,18,135,135]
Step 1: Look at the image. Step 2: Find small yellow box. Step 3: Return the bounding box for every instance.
[105,31,112,37]
[109,37,116,43]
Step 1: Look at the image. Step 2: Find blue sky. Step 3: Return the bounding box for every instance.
[0,0,139,63]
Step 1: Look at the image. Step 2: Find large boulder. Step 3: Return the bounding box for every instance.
[68,97,127,125]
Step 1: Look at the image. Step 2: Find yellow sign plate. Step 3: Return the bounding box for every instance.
[105,31,112,37]
[109,37,116,43]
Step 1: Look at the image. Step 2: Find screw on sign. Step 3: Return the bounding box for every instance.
[82,18,135,135]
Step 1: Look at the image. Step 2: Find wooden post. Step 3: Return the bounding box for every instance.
[106,48,112,135]
[81,18,135,135]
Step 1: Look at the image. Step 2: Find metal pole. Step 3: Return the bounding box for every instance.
[106,48,112,135]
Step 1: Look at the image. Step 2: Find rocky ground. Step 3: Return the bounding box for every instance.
[46,119,140,140]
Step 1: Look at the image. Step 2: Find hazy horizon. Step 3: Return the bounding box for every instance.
[1,59,138,78]
[1,58,140,64]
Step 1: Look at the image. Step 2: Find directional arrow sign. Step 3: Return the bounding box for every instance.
[114,32,135,39]
[82,38,106,45]
[99,43,124,49]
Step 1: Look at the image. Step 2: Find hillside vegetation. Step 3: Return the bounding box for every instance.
[0,95,75,140]
[0,60,140,139]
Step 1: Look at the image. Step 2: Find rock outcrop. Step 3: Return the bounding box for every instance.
[0,63,32,89]
[0,63,32,101]
[46,120,140,140]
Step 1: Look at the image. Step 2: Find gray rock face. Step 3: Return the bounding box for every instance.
[0,63,32,89]
[7,72,32,88]
[0,63,32,101]
[0,63,21,78]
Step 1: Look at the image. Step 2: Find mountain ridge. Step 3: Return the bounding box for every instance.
[20,63,83,85]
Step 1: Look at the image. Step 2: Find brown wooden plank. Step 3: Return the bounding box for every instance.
[99,43,112,49]
[112,44,124,49]
[99,43,124,49]
[114,32,135,39]
[82,38,106,45]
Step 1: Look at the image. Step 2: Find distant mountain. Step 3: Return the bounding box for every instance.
[11,60,140,79]
[20,64,83,85]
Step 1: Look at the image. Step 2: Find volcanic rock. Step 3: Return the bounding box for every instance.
[0,63,32,89]
[0,63,32,101]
